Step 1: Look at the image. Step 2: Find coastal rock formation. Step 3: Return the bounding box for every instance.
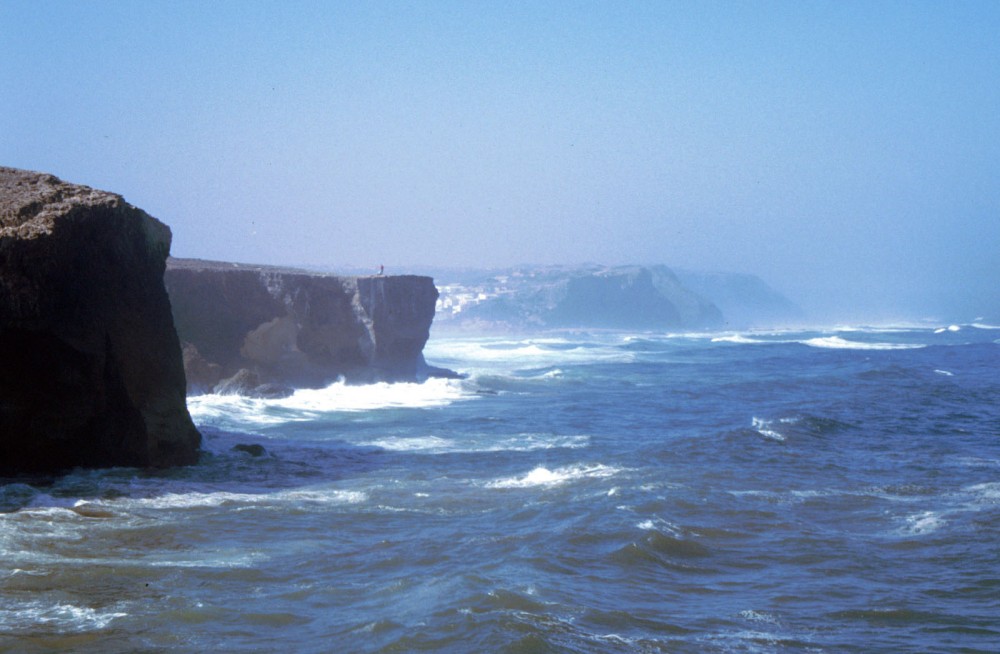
[548,266,723,329]
[433,264,725,332]
[165,259,447,394]
[674,269,805,328]
[0,168,201,475]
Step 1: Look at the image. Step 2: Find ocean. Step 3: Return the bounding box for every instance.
[2,323,999,653]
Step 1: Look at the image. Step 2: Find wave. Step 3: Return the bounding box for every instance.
[964,481,1000,503]
[800,336,925,351]
[424,336,634,371]
[749,415,855,443]
[0,600,127,634]
[752,417,790,441]
[900,510,946,536]
[72,487,367,513]
[365,433,590,454]
[711,334,770,345]
[711,331,928,350]
[188,378,474,427]
[486,464,621,489]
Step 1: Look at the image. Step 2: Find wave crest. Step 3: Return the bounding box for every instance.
[486,464,620,489]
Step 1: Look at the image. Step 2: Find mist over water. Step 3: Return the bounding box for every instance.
[3,323,998,652]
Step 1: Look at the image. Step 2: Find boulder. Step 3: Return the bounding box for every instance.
[0,167,201,474]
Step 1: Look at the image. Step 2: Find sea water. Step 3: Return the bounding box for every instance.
[2,324,999,652]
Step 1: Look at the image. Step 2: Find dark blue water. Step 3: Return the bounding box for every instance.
[2,324,999,652]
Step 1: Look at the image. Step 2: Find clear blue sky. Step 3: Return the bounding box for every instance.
[3,1,998,320]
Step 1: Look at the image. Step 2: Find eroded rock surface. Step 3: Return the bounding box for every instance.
[0,167,201,474]
[165,259,448,394]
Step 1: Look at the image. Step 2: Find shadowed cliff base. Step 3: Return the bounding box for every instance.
[0,167,200,475]
[165,258,458,396]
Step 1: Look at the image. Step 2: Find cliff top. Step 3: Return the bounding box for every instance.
[167,257,423,281]
[167,257,320,276]
[0,167,125,235]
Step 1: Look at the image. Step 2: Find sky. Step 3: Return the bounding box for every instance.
[2,1,999,321]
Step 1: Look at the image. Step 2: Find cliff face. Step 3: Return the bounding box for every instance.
[549,266,724,329]
[164,259,443,395]
[674,269,805,328]
[433,264,724,332]
[0,168,201,475]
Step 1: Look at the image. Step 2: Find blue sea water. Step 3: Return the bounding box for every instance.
[2,323,999,653]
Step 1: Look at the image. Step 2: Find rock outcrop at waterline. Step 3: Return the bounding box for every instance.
[165,258,449,395]
[0,168,201,474]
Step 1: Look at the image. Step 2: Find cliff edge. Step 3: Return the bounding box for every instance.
[165,259,447,395]
[0,168,201,475]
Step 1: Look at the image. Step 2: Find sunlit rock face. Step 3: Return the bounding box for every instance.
[0,167,201,474]
[165,259,446,395]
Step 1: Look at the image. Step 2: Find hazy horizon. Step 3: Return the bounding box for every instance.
[3,1,998,323]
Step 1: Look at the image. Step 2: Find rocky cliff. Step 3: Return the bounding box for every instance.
[433,264,725,332]
[674,269,805,328]
[165,259,446,395]
[0,168,201,475]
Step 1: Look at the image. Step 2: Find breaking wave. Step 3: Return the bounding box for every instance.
[800,336,926,350]
[188,377,474,427]
[486,464,622,489]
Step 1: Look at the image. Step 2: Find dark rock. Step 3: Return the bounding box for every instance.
[214,368,294,399]
[0,167,201,474]
[181,342,223,395]
[165,258,448,394]
[232,443,267,457]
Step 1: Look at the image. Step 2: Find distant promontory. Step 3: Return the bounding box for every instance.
[429,264,802,332]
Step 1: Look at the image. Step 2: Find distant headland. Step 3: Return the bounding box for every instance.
[422,264,802,333]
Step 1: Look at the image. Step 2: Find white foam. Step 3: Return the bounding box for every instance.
[366,433,589,454]
[711,334,767,345]
[739,609,780,626]
[800,336,925,351]
[934,369,955,376]
[636,517,681,534]
[0,601,127,633]
[74,487,367,512]
[964,481,1000,503]
[901,510,945,535]
[424,336,633,371]
[752,417,787,441]
[280,378,472,412]
[832,322,936,333]
[366,436,456,452]
[188,377,473,425]
[486,464,620,489]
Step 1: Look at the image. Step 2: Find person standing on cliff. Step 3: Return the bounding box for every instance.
[379,264,384,276]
